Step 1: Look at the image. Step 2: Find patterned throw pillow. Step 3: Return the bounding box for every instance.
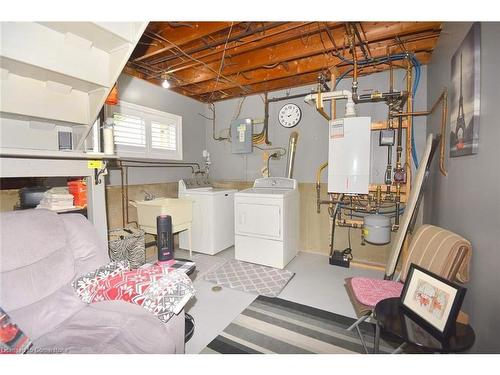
[72,261,195,324]
[0,307,32,354]
[72,260,130,303]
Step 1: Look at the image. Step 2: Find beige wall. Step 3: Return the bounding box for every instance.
[105,182,180,230]
[214,180,391,266]
[1,180,392,266]
[0,189,19,212]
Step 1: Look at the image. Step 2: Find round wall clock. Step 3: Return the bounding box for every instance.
[278,103,302,128]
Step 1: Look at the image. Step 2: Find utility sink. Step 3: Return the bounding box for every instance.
[130,197,193,235]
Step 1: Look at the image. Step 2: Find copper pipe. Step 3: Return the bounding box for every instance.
[406,60,413,188]
[348,24,358,97]
[316,161,329,213]
[336,219,363,229]
[315,89,331,121]
[391,88,448,176]
[329,67,338,120]
[393,89,448,117]
[389,46,394,93]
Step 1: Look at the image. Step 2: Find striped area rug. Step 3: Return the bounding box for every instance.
[201,296,402,354]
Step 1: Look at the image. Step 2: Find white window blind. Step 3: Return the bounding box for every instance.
[107,101,183,160]
[112,112,146,148]
[151,121,177,151]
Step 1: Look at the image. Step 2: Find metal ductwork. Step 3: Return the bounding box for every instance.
[285,131,299,179]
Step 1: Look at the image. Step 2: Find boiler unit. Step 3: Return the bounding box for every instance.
[328,116,371,194]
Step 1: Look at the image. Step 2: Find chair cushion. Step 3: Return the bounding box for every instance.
[32,300,183,354]
[350,277,404,308]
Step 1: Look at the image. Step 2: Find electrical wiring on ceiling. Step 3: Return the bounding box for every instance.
[143,29,252,97]
[209,22,235,103]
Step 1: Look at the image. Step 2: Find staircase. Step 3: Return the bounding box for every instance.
[0,22,147,147]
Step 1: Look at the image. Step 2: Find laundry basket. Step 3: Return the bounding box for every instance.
[108,227,146,269]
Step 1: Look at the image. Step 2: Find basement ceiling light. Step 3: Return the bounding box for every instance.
[162,79,170,89]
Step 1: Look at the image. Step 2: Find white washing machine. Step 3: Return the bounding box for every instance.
[178,179,237,255]
[234,177,299,269]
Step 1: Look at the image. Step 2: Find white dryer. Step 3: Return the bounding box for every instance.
[178,179,237,255]
[234,177,299,269]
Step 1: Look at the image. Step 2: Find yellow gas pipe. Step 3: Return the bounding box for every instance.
[316,162,329,213]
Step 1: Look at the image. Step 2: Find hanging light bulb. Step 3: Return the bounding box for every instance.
[161,72,170,89]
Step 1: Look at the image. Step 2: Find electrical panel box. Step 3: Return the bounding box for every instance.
[230,119,253,154]
[328,116,371,194]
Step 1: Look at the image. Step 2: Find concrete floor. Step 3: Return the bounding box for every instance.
[175,247,383,354]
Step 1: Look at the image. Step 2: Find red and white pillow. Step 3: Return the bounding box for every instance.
[0,307,32,354]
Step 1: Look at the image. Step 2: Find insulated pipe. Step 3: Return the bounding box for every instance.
[285,131,299,179]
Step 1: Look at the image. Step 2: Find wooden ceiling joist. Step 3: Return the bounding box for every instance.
[195,52,432,102]
[132,22,236,62]
[157,22,321,76]
[167,22,440,89]
[182,36,438,97]
[126,21,442,102]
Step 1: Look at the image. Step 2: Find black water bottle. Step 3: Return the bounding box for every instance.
[157,215,174,261]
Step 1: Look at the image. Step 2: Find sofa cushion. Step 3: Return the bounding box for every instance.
[0,209,66,272]
[32,300,184,354]
[1,246,75,312]
[61,213,109,275]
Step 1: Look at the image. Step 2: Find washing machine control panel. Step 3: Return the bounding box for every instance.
[253,177,297,190]
[180,176,211,190]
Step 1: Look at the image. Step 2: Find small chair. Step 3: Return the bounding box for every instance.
[345,224,472,353]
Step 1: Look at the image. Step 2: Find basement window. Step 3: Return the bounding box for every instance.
[108,101,183,160]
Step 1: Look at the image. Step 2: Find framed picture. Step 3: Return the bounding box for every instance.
[449,22,481,157]
[400,264,466,337]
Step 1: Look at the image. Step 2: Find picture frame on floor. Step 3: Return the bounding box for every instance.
[400,264,466,338]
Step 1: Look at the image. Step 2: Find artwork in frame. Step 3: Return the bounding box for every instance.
[449,22,481,157]
[400,264,466,338]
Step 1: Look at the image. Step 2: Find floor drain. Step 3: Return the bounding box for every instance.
[212,285,222,292]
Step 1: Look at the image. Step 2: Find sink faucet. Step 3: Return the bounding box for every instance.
[141,190,155,201]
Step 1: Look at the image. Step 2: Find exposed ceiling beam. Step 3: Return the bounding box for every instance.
[149,22,321,77]
[144,21,293,68]
[193,50,432,103]
[125,21,442,102]
[178,34,439,96]
[166,22,440,89]
[132,22,236,62]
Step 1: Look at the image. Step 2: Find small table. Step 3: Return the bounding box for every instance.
[162,258,196,277]
[373,297,475,354]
